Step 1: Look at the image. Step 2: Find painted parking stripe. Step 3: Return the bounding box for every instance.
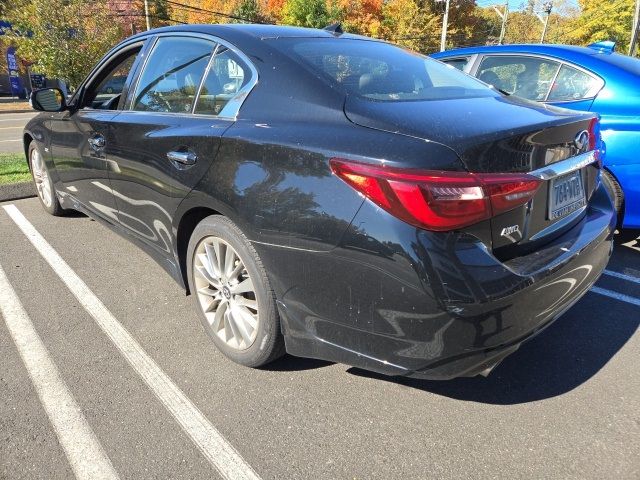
[0,263,119,480]
[0,139,22,142]
[591,286,640,307]
[0,116,35,121]
[2,204,261,480]
[603,269,640,285]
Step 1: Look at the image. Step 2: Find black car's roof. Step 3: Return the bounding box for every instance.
[129,23,368,42]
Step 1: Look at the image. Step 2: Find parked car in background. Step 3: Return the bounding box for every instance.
[432,42,640,231]
[25,25,614,380]
[101,75,127,94]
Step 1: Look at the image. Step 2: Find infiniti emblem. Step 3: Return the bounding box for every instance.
[574,130,590,153]
[222,286,231,299]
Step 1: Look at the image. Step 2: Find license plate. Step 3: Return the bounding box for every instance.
[548,170,586,220]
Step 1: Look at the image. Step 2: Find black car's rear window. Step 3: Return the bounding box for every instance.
[276,38,496,101]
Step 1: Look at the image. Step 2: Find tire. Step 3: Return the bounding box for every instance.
[28,143,65,216]
[601,169,639,243]
[601,169,623,222]
[186,215,285,367]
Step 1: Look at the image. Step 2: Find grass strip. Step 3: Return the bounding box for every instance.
[0,153,30,185]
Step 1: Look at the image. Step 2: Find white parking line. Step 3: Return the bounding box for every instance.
[603,269,640,285]
[0,116,34,122]
[2,204,261,480]
[0,263,119,480]
[591,286,640,307]
[0,139,22,142]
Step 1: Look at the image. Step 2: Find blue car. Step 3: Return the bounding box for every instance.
[432,42,640,229]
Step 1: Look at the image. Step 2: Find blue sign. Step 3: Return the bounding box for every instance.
[30,73,46,89]
[6,46,22,95]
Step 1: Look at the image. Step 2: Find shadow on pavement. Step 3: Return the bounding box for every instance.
[346,297,639,404]
[615,229,640,246]
[262,355,334,372]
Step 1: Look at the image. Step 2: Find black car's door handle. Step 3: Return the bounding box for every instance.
[167,150,197,166]
[88,134,106,149]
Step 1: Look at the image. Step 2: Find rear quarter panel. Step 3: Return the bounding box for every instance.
[593,72,640,228]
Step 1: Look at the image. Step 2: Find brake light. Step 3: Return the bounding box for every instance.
[587,117,604,167]
[330,159,542,231]
[588,117,598,152]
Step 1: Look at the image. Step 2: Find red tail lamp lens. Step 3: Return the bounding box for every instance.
[330,159,542,231]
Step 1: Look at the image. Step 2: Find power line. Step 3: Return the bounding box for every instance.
[163,0,267,24]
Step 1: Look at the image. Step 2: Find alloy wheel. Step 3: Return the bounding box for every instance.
[193,236,259,351]
[31,148,53,208]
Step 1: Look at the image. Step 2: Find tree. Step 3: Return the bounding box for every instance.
[172,0,239,24]
[379,0,440,53]
[232,0,272,23]
[338,0,383,37]
[2,0,121,89]
[503,11,543,44]
[266,0,288,22]
[561,0,635,50]
[281,0,341,29]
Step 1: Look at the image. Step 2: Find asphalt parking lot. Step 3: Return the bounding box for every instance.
[0,112,36,154]
[0,196,638,479]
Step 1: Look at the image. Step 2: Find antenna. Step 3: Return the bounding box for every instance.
[323,23,343,35]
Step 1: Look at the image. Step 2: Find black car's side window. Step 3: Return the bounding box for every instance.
[82,48,141,110]
[194,47,249,116]
[477,55,560,101]
[131,37,216,113]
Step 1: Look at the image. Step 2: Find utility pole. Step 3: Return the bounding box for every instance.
[439,0,451,52]
[492,3,509,45]
[630,0,640,56]
[144,0,151,31]
[540,2,553,44]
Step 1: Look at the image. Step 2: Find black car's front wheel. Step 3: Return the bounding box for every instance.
[187,215,285,367]
[29,143,65,216]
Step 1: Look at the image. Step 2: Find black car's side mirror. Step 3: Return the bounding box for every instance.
[31,88,67,112]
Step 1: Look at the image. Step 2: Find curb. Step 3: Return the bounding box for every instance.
[0,181,36,203]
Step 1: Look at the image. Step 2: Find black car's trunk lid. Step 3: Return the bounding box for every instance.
[344,94,600,254]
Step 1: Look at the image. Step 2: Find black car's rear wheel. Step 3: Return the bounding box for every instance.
[187,215,285,367]
[29,143,65,216]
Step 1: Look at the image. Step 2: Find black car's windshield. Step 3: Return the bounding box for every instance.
[276,38,496,101]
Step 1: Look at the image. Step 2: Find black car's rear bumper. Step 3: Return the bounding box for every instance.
[257,180,615,380]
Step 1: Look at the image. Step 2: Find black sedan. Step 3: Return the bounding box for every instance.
[24,24,615,379]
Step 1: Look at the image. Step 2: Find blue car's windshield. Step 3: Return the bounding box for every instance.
[277,38,497,102]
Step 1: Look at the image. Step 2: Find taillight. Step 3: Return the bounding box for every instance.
[330,159,542,232]
[588,117,604,167]
[588,117,598,152]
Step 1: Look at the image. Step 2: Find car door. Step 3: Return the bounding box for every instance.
[106,35,253,257]
[49,41,147,222]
